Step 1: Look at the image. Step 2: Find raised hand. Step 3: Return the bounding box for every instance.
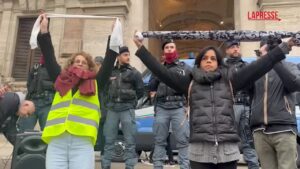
[287,37,300,47]
[133,30,144,49]
[40,13,49,34]
[0,84,10,97]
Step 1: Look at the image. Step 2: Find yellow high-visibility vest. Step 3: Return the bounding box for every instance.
[42,81,100,145]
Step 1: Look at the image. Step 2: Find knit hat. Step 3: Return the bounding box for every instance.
[94,56,104,64]
[119,46,129,54]
[225,40,240,48]
[161,39,175,50]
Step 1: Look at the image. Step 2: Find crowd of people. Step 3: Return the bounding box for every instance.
[1,13,300,169]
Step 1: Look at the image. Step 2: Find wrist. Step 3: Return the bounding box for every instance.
[40,29,48,34]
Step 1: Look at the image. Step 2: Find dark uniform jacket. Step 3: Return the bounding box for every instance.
[0,92,20,145]
[106,64,144,112]
[149,61,191,109]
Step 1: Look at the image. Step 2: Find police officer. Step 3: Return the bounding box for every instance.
[149,39,191,169]
[224,40,259,169]
[101,46,144,169]
[94,56,104,72]
[18,55,55,131]
[297,63,300,105]
[94,56,106,154]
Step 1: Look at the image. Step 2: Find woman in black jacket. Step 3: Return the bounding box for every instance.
[133,35,295,169]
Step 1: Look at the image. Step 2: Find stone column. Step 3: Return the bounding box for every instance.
[0,1,13,80]
[124,0,148,72]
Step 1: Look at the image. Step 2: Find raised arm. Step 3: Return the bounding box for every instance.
[96,36,118,91]
[273,62,300,92]
[135,46,191,95]
[37,14,61,82]
[231,42,293,90]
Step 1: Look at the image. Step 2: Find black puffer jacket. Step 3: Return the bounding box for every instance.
[189,68,239,143]
[225,57,251,105]
[136,46,286,143]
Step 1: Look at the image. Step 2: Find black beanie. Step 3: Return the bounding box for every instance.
[161,39,175,50]
[119,46,129,54]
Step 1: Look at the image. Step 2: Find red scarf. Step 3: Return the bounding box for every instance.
[164,50,179,64]
[54,66,96,96]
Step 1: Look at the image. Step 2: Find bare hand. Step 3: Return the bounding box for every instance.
[133,30,143,49]
[40,13,49,34]
[287,37,300,47]
[260,44,268,56]
[39,9,45,15]
[0,85,10,97]
[149,91,156,98]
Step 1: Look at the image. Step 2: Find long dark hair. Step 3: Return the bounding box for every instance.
[194,46,224,68]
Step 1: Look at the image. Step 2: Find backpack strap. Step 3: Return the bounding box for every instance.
[180,80,193,126]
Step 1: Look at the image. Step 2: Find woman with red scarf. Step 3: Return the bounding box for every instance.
[37,14,118,169]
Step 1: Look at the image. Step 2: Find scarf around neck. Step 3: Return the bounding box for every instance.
[54,66,96,96]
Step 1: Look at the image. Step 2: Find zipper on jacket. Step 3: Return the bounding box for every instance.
[284,96,292,115]
[210,84,218,146]
[263,74,268,125]
[116,70,122,102]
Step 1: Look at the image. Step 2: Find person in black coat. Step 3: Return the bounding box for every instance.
[133,34,297,169]
[249,38,300,169]
[0,86,35,145]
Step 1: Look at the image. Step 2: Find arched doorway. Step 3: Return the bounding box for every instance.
[148,0,235,58]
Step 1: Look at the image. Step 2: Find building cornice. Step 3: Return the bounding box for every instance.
[65,0,130,17]
[258,0,300,9]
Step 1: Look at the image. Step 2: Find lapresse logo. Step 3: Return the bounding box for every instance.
[248,11,281,21]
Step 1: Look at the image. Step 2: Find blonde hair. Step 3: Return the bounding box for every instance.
[64,51,96,72]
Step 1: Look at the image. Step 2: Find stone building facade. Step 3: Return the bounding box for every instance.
[0,0,299,90]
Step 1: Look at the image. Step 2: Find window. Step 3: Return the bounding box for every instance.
[12,18,41,81]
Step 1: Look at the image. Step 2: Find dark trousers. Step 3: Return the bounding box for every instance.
[190,160,237,169]
[149,132,174,162]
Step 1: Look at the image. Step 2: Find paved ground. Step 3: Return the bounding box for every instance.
[0,134,248,169]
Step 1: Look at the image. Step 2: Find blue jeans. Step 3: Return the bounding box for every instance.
[46,132,94,169]
[101,109,137,169]
[18,94,53,131]
[153,107,190,169]
[234,104,259,169]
